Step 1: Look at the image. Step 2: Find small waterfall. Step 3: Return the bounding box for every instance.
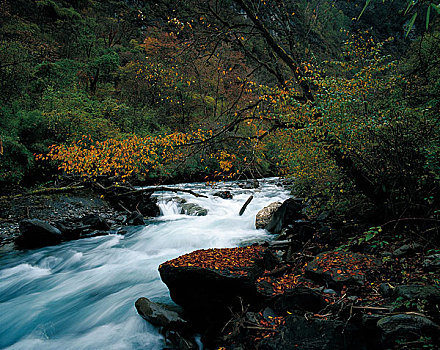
[158,199,180,216]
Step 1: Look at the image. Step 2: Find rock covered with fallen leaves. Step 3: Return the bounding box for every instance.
[305,250,381,288]
[158,245,279,329]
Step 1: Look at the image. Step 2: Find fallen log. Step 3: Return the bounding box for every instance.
[0,185,86,200]
[239,195,253,216]
[106,186,208,199]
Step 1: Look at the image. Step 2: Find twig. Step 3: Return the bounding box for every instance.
[117,201,131,213]
[351,306,391,311]
[381,217,440,227]
[244,326,279,332]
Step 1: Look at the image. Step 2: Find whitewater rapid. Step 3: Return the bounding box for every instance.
[0,178,290,349]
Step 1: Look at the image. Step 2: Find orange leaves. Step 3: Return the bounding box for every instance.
[163,246,265,275]
[38,130,216,180]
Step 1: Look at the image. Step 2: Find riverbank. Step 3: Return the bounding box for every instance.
[151,196,440,349]
[0,186,122,248]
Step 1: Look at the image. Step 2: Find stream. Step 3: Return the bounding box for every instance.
[0,178,290,349]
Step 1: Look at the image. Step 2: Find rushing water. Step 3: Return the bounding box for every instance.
[0,178,290,350]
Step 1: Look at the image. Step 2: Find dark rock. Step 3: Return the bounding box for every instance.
[271,286,328,314]
[81,214,110,231]
[238,179,260,189]
[171,196,187,204]
[16,219,62,248]
[106,189,160,217]
[257,315,363,350]
[75,230,107,239]
[305,251,380,288]
[392,285,440,315]
[265,198,303,234]
[135,297,187,329]
[377,314,440,347]
[394,285,440,302]
[180,203,208,216]
[255,202,282,229]
[158,247,278,330]
[137,197,160,217]
[392,243,423,258]
[213,191,233,199]
[379,283,394,298]
[163,330,198,350]
[423,254,440,272]
[135,298,198,349]
[126,211,145,225]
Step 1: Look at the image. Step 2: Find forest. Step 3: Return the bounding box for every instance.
[1,0,440,348]
[1,0,440,224]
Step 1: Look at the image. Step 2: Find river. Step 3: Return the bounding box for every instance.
[0,178,290,349]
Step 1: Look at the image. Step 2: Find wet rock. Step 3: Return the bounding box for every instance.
[81,214,111,231]
[106,189,160,217]
[213,191,233,199]
[180,203,208,216]
[257,315,362,350]
[238,179,260,189]
[126,211,145,225]
[78,230,109,238]
[392,243,423,258]
[255,202,282,229]
[377,314,440,347]
[16,219,63,248]
[163,330,198,350]
[305,251,380,288]
[135,297,187,329]
[265,198,303,234]
[135,298,198,349]
[171,196,187,204]
[423,254,440,272]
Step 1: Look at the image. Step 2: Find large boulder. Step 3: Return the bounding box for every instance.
[265,198,303,234]
[377,314,440,347]
[159,246,278,330]
[305,251,380,288]
[255,202,282,229]
[16,219,63,248]
[180,203,208,216]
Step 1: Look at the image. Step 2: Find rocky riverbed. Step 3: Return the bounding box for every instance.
[0,188,122,248]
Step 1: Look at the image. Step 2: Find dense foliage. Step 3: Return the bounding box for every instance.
[1,0,439,223]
